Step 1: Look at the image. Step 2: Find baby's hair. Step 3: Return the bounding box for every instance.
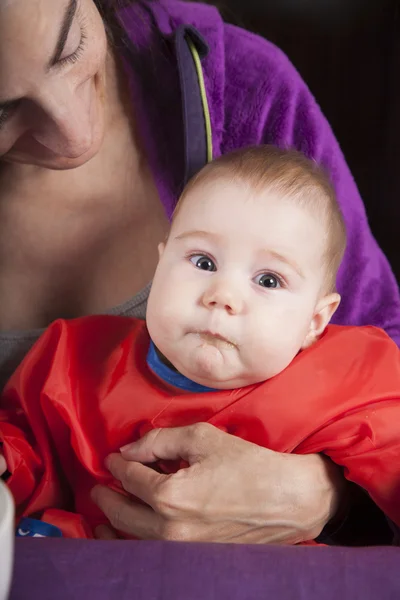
[174,145,347,293]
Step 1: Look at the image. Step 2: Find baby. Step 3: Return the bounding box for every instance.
[1,146,399,539]
[147,144,344,389]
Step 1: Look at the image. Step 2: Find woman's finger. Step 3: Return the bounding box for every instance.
[94,524,119,540]
[119,423,220,464]
[91,485,163,539]
[105,453,168,504]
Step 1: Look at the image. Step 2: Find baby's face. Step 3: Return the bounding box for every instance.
[146,178,336,389]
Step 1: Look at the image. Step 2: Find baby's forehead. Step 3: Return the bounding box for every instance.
[174,186,327,246]
[186,176,327,221]
[179,175,319,221]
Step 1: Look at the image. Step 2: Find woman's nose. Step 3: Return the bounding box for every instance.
[26,81,94,158]
[202,280,244,315]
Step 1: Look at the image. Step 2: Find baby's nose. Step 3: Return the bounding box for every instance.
[202,282,243,315]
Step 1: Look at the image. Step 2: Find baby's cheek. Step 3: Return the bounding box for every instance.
[149,312,182,357]
[247,339,284,379]
[159,306,184,335]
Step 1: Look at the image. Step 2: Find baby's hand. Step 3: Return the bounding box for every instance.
[0,454,7,477]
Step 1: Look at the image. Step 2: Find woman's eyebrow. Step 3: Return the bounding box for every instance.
[0,0,78,110]
[47,0,78,69]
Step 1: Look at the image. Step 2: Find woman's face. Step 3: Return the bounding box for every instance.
[0,0,108,170]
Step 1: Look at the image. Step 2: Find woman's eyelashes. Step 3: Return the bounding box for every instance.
[57,28,87,68]
[0,110,9,130]
[0,101,18,131]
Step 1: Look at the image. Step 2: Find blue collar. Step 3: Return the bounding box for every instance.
[147,341,216,393]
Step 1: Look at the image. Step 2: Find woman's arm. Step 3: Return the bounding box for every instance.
[91,424,344,543]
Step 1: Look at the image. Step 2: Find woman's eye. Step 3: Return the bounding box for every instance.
[190,255,217,271]
[255,273,281,289]
[57,31,87,68]
[0,110,9,129]
[58,19,82,63]
[0,101,18,130]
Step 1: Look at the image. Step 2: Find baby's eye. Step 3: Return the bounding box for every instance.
[255,273,281,289]
[190,255,217,271]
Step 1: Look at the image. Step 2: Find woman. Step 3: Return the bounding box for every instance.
[0,0,398,544]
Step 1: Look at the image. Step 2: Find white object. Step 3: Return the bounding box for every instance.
[0,480,14,600]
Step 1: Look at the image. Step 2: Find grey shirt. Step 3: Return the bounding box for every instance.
[0,283,151,392]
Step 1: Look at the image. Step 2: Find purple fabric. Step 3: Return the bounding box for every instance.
[118,0,400,344]
[9,539,400,599]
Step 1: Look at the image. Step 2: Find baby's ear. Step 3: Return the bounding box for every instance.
[301,293,341,349]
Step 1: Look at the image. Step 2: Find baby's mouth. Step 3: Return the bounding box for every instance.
[196,331,237,350]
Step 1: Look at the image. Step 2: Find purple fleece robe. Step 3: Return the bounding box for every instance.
[119,0,400,344]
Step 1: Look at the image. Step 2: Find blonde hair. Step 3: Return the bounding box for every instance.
[174,145,346,293]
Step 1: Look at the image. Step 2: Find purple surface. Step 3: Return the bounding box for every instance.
[9,539,400,599]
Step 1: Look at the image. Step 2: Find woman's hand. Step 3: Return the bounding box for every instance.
[91,423,344,544]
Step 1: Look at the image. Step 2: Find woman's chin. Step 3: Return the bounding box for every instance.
[37,149,100,171]
[3,139,102,171]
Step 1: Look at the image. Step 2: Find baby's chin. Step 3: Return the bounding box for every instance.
[174,345,248,390]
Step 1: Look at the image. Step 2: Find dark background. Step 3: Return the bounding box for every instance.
[194,0,400,282]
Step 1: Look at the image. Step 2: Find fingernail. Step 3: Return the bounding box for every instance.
[119,444,131,453]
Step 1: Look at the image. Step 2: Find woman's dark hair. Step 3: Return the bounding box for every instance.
[94,0,135,15]
[93,0,138,50]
